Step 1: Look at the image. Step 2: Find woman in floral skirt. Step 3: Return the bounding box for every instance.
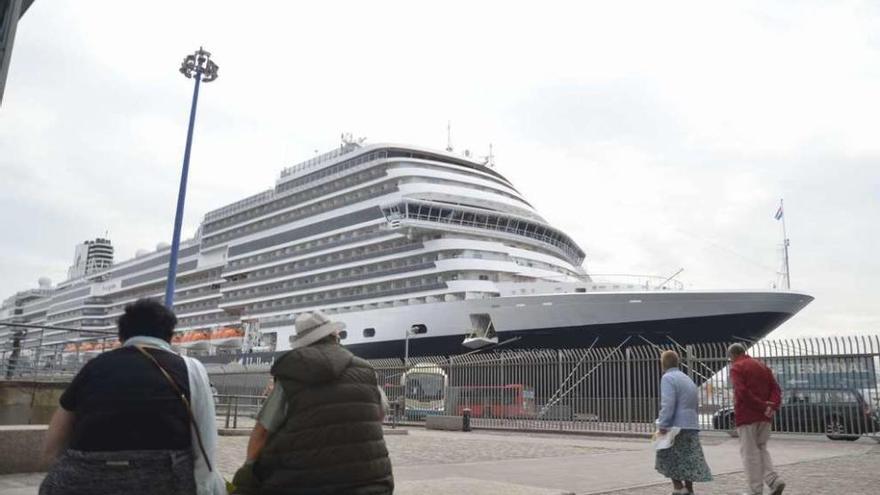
[655,350,713,494]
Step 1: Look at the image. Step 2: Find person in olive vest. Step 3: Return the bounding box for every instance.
[233,311,393,495]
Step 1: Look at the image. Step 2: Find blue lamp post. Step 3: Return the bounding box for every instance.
[164,47,219,308]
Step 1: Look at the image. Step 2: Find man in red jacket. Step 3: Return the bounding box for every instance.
[728,343,785,495]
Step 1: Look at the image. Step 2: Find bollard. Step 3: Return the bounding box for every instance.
[233,396,239,429]
[391,402,399,429]
[462,408,471,432]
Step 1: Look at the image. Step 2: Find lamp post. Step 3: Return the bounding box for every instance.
[402,324,427,420]
[403,324,427,367]
[164,47,219,308]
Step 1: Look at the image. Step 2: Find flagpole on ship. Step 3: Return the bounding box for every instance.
[777,198,791,289]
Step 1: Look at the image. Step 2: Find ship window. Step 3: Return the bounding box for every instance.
[363,327,376,338]
[339,330,348,340]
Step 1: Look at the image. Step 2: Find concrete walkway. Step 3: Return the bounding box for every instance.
[2,430,877,494]
[384,430,877,494]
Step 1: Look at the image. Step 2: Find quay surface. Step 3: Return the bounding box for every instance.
[1,429,877,494]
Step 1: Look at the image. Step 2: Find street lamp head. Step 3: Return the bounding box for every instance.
[202,59,219,83]
[179,47,219,82]
[179,54,196,78]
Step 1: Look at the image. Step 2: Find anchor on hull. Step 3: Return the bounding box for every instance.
[462,313,499,349]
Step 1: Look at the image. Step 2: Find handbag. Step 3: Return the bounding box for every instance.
[134,345,214,472]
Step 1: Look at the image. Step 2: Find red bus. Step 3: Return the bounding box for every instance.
[449,384,536,418]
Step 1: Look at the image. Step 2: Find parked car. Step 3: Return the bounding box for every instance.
[712,387,880,440]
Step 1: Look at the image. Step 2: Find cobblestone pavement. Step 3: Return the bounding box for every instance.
[215,429,622,474]
[596,443,880,495]
[3,430,875,495]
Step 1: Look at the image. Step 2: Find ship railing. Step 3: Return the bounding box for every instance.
[221,242,423,290]
[220,261,436,303]
[232,281,448,316]
[222,229,390,274]
[204,189,276,224]
[586,274,686,291]
[205,165,389,238]
[278,142,363,180]
[172,289,223,305]
[202,184,393,248]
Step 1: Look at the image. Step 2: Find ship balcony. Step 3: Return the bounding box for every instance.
[219,261,438,306]
[234,281,448,317]
[223,229,393,275]
[173,290,222,305]
[222,242,422,289]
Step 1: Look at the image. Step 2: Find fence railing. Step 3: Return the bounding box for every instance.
[5,335,880,440]
[215,394,265,429]
[207,336,880,440]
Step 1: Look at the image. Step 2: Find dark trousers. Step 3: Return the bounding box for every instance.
[39,449,196,495]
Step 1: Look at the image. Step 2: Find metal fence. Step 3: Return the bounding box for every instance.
[4,334,880,440]
[207,336,880,440]
[0,323,118,381]
[215,394,265,429]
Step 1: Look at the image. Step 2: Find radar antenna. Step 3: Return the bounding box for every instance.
[446,121,453,152]
[481,143,495,167]
[340,133,367,148]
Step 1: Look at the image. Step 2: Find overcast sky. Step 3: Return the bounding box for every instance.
[1,1,878,337]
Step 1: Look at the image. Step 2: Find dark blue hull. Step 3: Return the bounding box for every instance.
[200,311,792,365]
[346,310,792,359]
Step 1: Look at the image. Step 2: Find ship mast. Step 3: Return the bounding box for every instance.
[776,198,791,290]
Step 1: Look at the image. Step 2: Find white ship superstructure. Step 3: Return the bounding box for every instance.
[67,238,114,280]
[0,142,813,361]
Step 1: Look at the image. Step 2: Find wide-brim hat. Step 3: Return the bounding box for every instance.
[289,311,345,350]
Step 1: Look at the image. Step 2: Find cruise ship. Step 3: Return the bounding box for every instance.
[0,141,813,363]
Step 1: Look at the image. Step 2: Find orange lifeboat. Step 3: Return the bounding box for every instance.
[171,333,183,344]
[213,327,242,339]
[63,343,78,353]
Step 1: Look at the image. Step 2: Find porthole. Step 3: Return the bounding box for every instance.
[339,330,348,340]
[363,327,376,338]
